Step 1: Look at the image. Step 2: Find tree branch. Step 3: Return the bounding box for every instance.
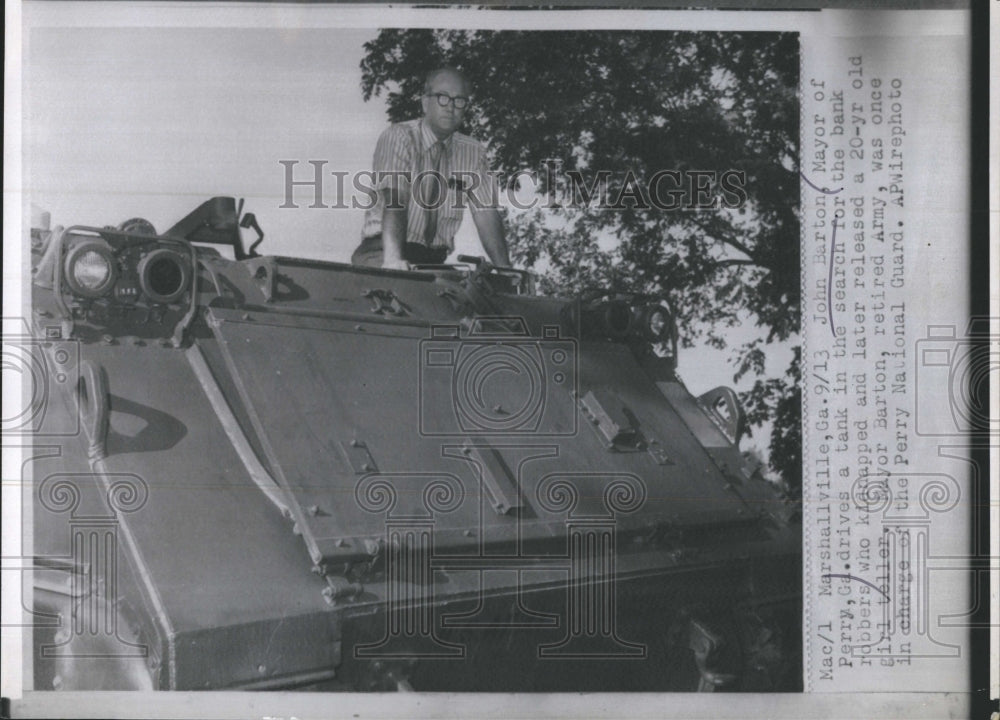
[718,235,757,261]
[687,215,758,261]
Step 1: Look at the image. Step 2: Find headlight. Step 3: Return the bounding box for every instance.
[599,300,634,339]
[64,241,117,298]
[638,302,678,362]
[638,303,674,342]
[647,308,668,338]
[572,295,677,355]
[138,248,191,304]
[577,299,634,339]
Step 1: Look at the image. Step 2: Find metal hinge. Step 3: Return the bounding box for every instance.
[363,288,409,316]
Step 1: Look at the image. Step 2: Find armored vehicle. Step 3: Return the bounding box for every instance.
[22,197,800,692]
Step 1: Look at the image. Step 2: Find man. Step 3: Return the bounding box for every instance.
[352,67,511,270]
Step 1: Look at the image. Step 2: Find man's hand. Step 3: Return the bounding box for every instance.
[381,189,409,270]
[381,257,411,271]
[471,207,511,268]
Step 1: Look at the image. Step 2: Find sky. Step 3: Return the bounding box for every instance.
[24,25,792,461]
[26,27,403,261]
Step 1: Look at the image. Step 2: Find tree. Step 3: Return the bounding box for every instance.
[361,30,801,497]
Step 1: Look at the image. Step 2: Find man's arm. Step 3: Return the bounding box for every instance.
[467,144,511,267]
[371,126,412,270]
[381,187,409,270]
[470,207,511,267]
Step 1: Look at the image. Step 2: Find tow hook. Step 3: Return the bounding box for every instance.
[688,618,738,691]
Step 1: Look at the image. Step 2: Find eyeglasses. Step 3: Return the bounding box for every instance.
[426,92,469,110]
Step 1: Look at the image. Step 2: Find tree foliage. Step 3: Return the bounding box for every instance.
[361,30,801,496]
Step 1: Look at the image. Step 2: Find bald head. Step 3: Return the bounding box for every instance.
[423,67,471,96]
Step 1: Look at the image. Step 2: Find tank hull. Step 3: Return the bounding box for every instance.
[25,201,801,691]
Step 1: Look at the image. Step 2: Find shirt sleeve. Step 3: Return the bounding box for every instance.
[469,144,501,210]
[372,124,413,198]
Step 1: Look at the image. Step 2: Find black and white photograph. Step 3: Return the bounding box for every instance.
[2,3,992,719]
[17,19,802,694]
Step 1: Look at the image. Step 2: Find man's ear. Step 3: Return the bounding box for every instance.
[420,94,431,116]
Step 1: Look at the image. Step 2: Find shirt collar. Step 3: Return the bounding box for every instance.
[419,119,453,153]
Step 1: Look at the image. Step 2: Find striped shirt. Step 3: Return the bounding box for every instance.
[361,119,500,251]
